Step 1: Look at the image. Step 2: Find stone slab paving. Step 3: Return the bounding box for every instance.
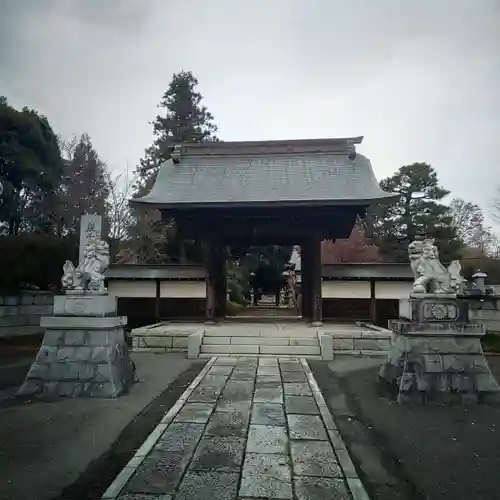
[102,356,369,500]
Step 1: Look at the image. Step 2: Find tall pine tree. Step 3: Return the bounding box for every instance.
[130,71,219,263]
[372,163,463,262]
[134,70,218,197]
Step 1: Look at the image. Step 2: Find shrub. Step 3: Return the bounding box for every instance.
[0,233,77,293]
[228,278,248,306]
[226,300,246,316]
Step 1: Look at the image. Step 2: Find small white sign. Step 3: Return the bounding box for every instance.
[79,214,102,264]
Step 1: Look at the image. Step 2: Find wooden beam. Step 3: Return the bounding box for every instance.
[168,205,362,241]
[300,242,310,321]
[370,279,377,325]
[155,279,161,322]
[204,239,216,322]
[214,245,227,319]
[309,237,323,325]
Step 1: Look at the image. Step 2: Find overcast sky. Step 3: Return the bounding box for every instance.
[1,0,500,226]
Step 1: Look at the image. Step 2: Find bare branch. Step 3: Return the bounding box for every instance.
[492,187,500,225]
[104,164,134,243]
[57,135,78,161]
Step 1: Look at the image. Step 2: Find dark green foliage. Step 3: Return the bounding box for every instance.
[0,233,77,292]
[372,163,463,263]
[228,279,247,306]
[226,300,246,316]
[133,70,218,198]
[227,258,251,306]
[0,97,63,235]
[233,245,292,296]
[482,333,500,351]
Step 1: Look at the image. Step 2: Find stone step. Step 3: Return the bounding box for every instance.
[198,353,323,359]
[200,344,321,356]
[227,316,302,322]
[203,329,318,337]
[202,336,319,347]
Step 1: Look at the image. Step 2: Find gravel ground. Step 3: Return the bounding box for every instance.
[310,356,500,500]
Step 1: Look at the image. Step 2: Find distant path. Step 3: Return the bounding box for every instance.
[234,306,299,318]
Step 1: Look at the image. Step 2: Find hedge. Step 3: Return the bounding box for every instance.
[0,233,78,293]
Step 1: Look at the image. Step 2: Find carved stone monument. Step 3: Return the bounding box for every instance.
[379,236,500,405]
[18,215,135,398]
[79,213,102,264]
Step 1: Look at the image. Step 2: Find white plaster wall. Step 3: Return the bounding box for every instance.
[160,281,206,298]
[398,299,411,319]
[322,281,371,299]
[375,282,413,299]
[108,280,156,298]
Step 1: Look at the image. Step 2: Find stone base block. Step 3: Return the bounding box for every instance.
[379,328,500,405]
[188,331,203,359]
[53,294,118,317]
[18,315,135,399]
[409,294,469,323]
[318,332,333,361]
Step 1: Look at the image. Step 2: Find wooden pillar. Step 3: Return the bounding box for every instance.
[204,240,216,322]
[204,239,227,322]
[155,279,161,322]
[370,279,377,325]
[214,245,227,319]
[300,243,311,321]
[310,236,323,325]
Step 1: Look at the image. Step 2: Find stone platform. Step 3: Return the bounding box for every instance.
[130,321,394,359]
[379,319,500,405]
[380,294,500,405]
[18,295,136,398]
[102,356,368,500]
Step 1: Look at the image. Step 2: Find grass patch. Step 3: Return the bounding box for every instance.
[0,334,42,361]
[482,333,500,353]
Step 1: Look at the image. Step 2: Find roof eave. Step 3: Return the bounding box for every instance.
[180,136,364,156]
[129,194,397,210]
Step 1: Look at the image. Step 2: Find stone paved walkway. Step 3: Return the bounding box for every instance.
[102,357,368,500]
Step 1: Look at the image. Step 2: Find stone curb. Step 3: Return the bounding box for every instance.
[101,356,217,499]
[301,358,371,500]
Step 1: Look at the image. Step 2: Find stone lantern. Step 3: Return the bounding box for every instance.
[472,271,488,293]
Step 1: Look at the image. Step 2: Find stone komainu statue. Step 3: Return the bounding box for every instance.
[61,240,110,294]
[409,237,465,295]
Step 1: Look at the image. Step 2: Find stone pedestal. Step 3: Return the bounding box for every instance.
[379,295,500,405]
[18,295,135,398]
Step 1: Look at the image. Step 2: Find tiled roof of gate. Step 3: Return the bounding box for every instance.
[131,138,396,208]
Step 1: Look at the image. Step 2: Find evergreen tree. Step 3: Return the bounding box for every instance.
[0,97,63,235]
[133,70,218,197]
[372,163,463,262]
[130,71,218,263]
